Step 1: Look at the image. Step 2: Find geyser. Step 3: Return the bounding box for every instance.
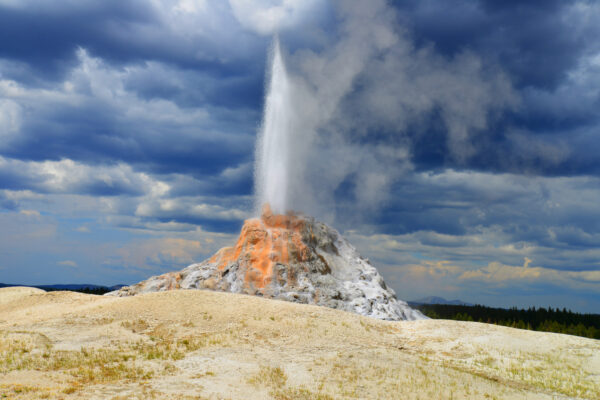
[106,39,426,322]
[255,37,293,215]
[108,205,425,321]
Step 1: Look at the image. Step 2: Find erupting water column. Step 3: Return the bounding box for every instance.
[255,37,293,215]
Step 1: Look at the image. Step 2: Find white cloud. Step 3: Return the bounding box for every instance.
[0,156,153,195]
[0,99,21,139]
[102,228,237,272]
[229,0,322,35]
[457,259,600,290]
[19,209,40,217]
[110,238,204,270]
[135,197,249,221]
[173,0,208,14]
[368,255,600,308]
[57,260,78,268]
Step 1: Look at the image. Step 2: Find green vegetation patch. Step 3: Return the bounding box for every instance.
[415,304,600,339]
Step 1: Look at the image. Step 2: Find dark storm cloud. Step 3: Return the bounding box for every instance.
[122,64,264,110]
[2,99,254,179]
[398,0,596,89]
[0,1,154,80]
[390,0,600,176]
[363,170,600,272]
[0,0,265,81]
[0,55,259,204]
[2,0,595,188]
[0,1,266,204]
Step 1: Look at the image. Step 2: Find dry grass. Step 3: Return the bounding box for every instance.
[0,322,231,398]
[0,287,598,399]
[248,365,335,400]
[121,318,149,333]
[0,330,154,397]
[444,346,600,399]
[248,365,288,387]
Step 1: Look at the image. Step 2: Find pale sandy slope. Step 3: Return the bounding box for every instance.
[0,287,598,400]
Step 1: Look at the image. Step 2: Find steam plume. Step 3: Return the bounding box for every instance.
[253,1,516,225]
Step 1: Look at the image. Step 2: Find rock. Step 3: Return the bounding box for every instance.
[106,204,425,321]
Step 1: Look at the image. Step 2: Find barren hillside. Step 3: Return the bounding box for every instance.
[1,286,598,399]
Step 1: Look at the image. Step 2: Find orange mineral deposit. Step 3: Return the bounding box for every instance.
[209,203,308,291]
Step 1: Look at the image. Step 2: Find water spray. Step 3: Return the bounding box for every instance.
[255,37,293,215]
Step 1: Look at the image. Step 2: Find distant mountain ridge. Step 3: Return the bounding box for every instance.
[0,283,125,291]
[411,296,473,306]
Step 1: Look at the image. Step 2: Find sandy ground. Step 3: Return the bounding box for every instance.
[0,286,598,400]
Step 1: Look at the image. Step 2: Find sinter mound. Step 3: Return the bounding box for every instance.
[108,204,424,320]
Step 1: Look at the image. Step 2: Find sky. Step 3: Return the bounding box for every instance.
[0,0,599,313]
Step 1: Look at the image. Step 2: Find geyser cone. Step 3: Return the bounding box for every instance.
[108,205,425,321]
[255,38,293,215]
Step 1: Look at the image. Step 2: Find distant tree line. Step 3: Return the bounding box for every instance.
[40,286,112,295]
[412,303,600,340]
